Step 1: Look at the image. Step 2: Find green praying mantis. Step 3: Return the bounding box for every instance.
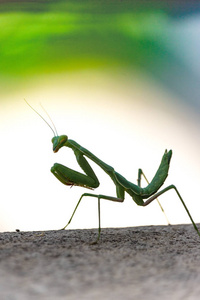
[25,100,200,243]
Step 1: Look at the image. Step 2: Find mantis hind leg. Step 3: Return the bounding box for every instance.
[143,184,200,238]
[138,169,170,225]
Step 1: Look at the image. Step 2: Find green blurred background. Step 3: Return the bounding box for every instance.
[1,0,199,106]
[0,0,200,233]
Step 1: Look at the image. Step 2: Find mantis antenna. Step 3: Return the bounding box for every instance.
[40,102,58,136]
[24,99,58,136]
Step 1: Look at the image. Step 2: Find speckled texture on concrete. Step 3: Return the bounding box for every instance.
[0,224,200,300]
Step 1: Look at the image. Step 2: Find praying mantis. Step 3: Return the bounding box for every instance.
[25,100,200,243]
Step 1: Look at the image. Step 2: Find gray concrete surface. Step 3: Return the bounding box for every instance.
[0,224,200,300]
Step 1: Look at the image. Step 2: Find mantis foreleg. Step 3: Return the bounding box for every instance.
[51,149,100,189]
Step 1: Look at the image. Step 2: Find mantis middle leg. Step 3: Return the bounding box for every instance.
[62,193,124,244]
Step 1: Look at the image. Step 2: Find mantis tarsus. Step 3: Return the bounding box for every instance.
[25,100,200,243]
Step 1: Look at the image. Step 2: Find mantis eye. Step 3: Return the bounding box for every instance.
[59,135,68,144]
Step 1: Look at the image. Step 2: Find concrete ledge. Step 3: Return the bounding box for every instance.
[1,224,200,299]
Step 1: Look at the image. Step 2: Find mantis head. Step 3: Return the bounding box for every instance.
[52,135,68,153]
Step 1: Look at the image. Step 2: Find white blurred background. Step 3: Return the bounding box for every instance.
[0,70,199,232]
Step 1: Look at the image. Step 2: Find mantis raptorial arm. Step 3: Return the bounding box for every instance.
[25,100,200,243]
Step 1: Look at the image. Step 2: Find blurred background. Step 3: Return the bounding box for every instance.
[0,0,200,233]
